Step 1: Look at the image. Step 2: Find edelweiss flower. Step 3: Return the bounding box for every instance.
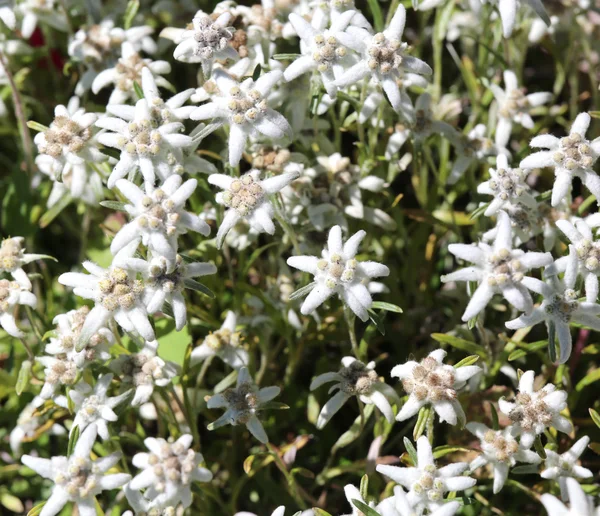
[287,225,390,321]
[0,236,50,289]
[541,477,599,515]
[190,69,292,166]
[310,357,396,429]
[21,424,130,516]
[14,0,68,39]
[377,436,476,514]
[541,436,592,501]
[447,124,499,185]
[392,349,481,425]
[284,10,359,98]
[520,113,600,207]
[335,6,432,115]
[494,0,550,38]
[190,311,249,369]
[97,99,193,189]
[491,70,551,148]
[172,11,237,76]
[0,278,37,337]
[92,42,171,105]
[441,210,552,321]
[110,348,179,406]
[69,374,130,440]
[130,434,212,509]
[506,246,600,363]
[477,154,537,216]
[115,252,216,331]
[58,259,155,348]
[206,367,280,443]
[208,168,299,248]
[109,177,210,259]
[466,422,541,493]
[498,370,573,448]
[342,483,400,516]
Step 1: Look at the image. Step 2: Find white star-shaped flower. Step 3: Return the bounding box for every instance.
[441,210,552,321]
[69,374,130,440]
[310,356,397,429]
[334,6,432,114]
[491,70,551,148]
[506,246,600,363]
[190,311,249,369]
[208,168,299,248]
[206,367,280,443]
[287,225,390,321]
[130,434,213,509]
[466,422,541,493]
[477,154,537,216]
[21,424,130,516]
[0,278,37,337]
[520,113,600,207]
[109,176,210,260]
[392,349,481,426]
[498,370,573,449]
[541,477,600,515]
[0,236,51,289]
[541,436,592,501]
[190,69,292,166]
[377,436,476,514]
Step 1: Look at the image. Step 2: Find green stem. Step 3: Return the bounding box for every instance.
[344,305,361,360]
[267,442,307,510]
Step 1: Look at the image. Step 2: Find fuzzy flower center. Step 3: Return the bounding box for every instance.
[338,361,378,395]
[411,465,445,502]
[483,430,519,462]
[191,15,234,60]
[45,359,78,386]
[575,239,600,271]
[316,254,358,289]
[252,147,291,172]
[98,268,143,311]
[122,353,165,387]
[553,133,595,170]
[0,238,24,272]
[462,135,492,157]
[205,328,241,351]
[39,115,92,159]
[488,168,529,201]
[0,279,20,313]
[80,394,103,422]
[486,248,524,287]
[227,85,268,125]
[367,33,405,75]
[136,189,180,235]
[222,174,265,216]
[117,119,164,157]
[114,54,147,91]
[312,34,347,72]
[508,391,554,430]
[223,382,259,424]
[148,256,184,293]
[544,289,578,323]
[499,89,529,118]
[402,356,457,402]
[56,457,99,499]
[147,443,197,489]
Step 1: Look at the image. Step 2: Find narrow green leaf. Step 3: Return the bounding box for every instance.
[490,402,499,430]
[548,321,557,362]
[360,474,369,502]
[511,464,540,475]
[312,509,333,516]
[351,499,381,516]
[590,408,600,429]
[431,333,489,360]
[0,491,24,513]
[133,80,144,100]
[534,435,547,459]
[26,120,48,132]
[413,405,430,440]
[272,53,301,60]
[15,360,31,395]
[454,355,479,368]
[123,0,140,30]
[367,0,383,31]
[289,282,316,301]
[27,501,46,516]
[183,278,215,298]
[214,369,238,393]
[371,301,403,313]
[432,445,472,459]
[404,437,418,466]
[260,401,290,410]
[40,194,72,228]
[67,425,80,457]
[99,200,127,211]
[369,310,386,336]
[576,369,600,391]
[252,63,262,81]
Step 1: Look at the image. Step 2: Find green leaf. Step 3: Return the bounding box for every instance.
[454,355,479,368]
[431,333,489,360]
[252,63,262,81]
[214,369,238,393]
[0,491,24,513]
[331,404,374,453]
[312,509,333,516]
[40,193,72,228]
[534,435,547,459]
[369,310,386,336]
[360,474,369,501]
[260,401,290,410]
[183,278,215,298]
[99,200,128,211]
[413,405,430,440]
[576,368,600,391]
[15,360,31,395]
[548,321,557,363]
[272,53,301,60]
[27,501,46,516]
[367,0,383,31]
[590,408,600,429]
[289,282,316,301]
[123,0,140,30]
[511,464,540,475]
[26,120,48,132]
[432,445,472,459]
[371,301,403,313]
[404,437,418,466]
[67,425,80,457]
[133,80,144,100]
[351,499,381,516]
[490,402,499,430]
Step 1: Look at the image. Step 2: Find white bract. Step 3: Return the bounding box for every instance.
[541,477,600,515]
[21,424,130,516]
[466,422,541,493]
[506,246,600,363]
[477,154,537,216]
[520,113,600,207]
[310,356,396,429]
[190,311,249,369]
[441,210,552,321]
[391,349,481,426]
[69,374,130,440]
[341,483,398,516]
[335,6,432,115]
[0,278,37,337]
[190,69,292,166]
[97,99,193,190]
[0,236,49,289]
[498,370,573,449]
[130,434,213,509]
[386,485,461,516]
[376,436,476,514]
[493,0,551,38]
[541,436,592,501]
[491,70,551,148]
[287,225,390,321]
[208,168,299,248]
[206,367,280,443]
[109,177,210,259]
